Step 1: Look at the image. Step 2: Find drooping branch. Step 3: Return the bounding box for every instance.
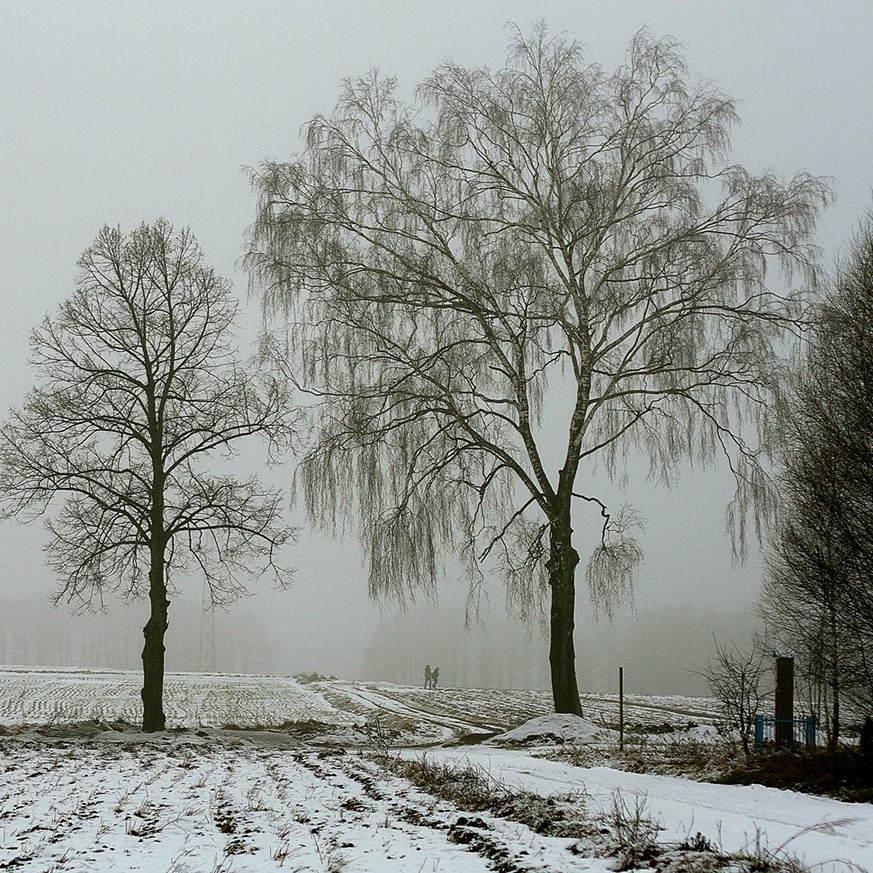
[248,24,830,713]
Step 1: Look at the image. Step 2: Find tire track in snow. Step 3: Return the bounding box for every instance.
[328,684,507,736]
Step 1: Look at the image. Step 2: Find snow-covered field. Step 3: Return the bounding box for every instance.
[0,666,716,743]
[0,668,869,872]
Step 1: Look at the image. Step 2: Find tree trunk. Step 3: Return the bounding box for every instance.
[141,541,169,732]
[830,680,840,751]
[830,605,840,750]
[547,519,583,715]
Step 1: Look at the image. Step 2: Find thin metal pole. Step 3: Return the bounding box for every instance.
[619,665,624,751]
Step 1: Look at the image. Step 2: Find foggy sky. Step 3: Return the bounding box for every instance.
[1,1,871,682]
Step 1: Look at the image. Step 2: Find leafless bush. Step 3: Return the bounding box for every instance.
[606,791,662,870]
[700,636,769,753]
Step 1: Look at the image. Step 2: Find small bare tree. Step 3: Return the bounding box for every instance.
[702,636,768,754]
[762,548,849,749]
[247,25,830,714]
[0,220,297,731]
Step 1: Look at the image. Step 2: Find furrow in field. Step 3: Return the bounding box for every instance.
[0,743,510,871]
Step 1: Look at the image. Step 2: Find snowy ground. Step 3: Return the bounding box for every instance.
[0,668,869,872]
[0,667,716,744]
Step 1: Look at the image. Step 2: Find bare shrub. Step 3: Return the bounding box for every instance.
[606,791,662,870]
[700,636,768,753]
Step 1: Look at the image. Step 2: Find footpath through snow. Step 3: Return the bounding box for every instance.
[415,744,873,872]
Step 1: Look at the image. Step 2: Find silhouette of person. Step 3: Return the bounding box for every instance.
[424,664,432,689]
[431,666,440,689]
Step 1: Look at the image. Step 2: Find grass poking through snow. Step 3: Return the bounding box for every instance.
[376,752,821,872]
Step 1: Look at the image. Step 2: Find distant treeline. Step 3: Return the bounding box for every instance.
[0,595,281,675]
[361,602,758,697]
[0,593,755,696]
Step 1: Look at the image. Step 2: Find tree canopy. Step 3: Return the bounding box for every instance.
[247,25,830,713]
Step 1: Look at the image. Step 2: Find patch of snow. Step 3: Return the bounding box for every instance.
[671,722,721,741]
[491,712,618,745]
[415,746,873,872]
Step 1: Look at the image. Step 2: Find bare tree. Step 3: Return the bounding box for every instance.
[763,215,873,742]
[247,25,830,714]
[0,220,297,731]
[701,635,768,754]
[763,513,852,748]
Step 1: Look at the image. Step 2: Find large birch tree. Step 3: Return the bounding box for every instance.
[247,26,830,714]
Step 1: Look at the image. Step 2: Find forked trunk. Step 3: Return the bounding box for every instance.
[141,542,169,732]
[547,520,583,715]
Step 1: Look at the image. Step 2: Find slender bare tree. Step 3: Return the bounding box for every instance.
[763,215,873,742]
[701,635,769,754]
[0,220,297,731]
[247,25,830,714]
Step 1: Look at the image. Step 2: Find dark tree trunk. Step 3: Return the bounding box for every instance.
[141,540,169,732]
[547,519,583,715]
[830,606,840,750]
[830,681,840,751]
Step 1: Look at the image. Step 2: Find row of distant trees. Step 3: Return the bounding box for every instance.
[0,595,282,676]
[364,603,758,696]
[0,24,856,731]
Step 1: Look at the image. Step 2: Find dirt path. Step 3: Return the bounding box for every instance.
[580,693,717,724]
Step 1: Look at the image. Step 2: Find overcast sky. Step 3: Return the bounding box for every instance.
[1,1,871,677]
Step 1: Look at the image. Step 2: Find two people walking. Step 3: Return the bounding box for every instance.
[423,664,440,689]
